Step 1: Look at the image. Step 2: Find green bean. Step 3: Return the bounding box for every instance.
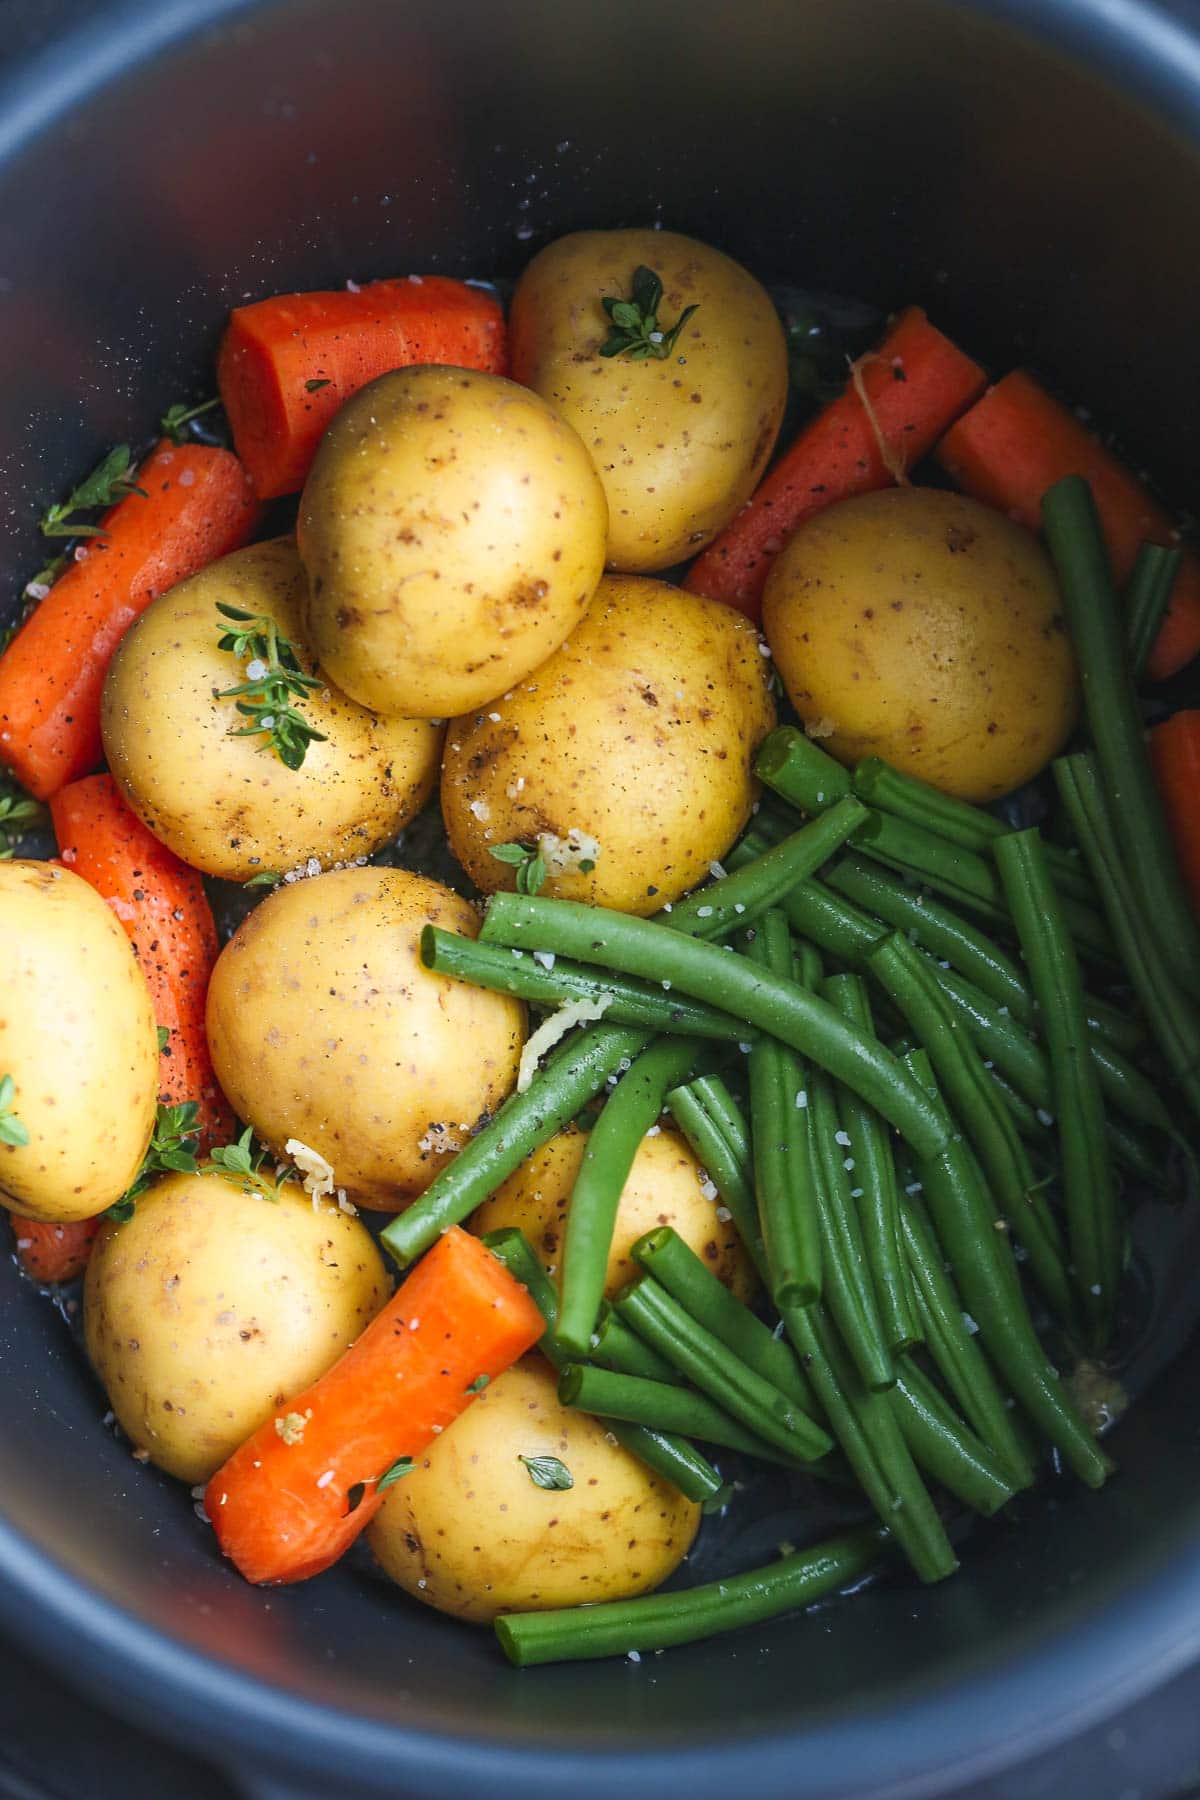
[866,932,1076,1329]
[685,1074,752,1168]
[420,926,748,1041]
[588,1300,684,1384]
[557,1036,699,1357]
[615,1275,832,1463]
[380,1022,650,1268]
[987,1066,1049,1142]
[892,1358,1019,1516]
[995,829,1122,1345]
[746,912,822,1307]
[665,1081,766,1281]
[895,1197,1035,1488]
[1042,475,1200,994]
[1104,1117,1174,1190]
[900,1050,1112,1489]
[1056,752,1200,1119]
[1125,542,1184,680]
[806,1067,894,1389]
[558,1364,796,1465]
[1082,995,1145,1058]
[494,1524,885,1665]
[822,972,919,1354]
[479,893,950,1159]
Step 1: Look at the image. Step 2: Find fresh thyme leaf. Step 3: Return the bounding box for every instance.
[464,1374,490,1395]
[376,1456,415,1491]
[487,841,546,896]
[207,1124,282,1199]
[23,550,69,599]
[0,1073,29,1149]
[518,1453,573,1491]
[305,377,332,393]
[0,779,45,860]
[39,445,146,539]
[104,1196,137,1224]
[109,1099,203,1218]
[157,1025,171,1053]
[213,606,327,771]
[599,265,699,362]
[160,397,220,442]
[243,868,282,888]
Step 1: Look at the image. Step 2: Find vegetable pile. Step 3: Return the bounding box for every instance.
[0,227,1197,1671]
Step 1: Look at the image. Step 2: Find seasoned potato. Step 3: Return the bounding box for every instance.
[101,537,441,882]
[0,861,157,1223]
[298,367,608,719]
[84,1171,390,1483]
[762,488,1079,802]
[471,1123,755,1302]
[205,865,525,1209]
[441,573,775,914]
[510,228,788,571]
[367,1357,699,1621]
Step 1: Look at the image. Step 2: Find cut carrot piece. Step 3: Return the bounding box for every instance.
[0,441,260,800]
[684,307,987,621]
[1150,711,1200,915]
[205,1226,544,1585]
[8,1213,100,1283]
[217,276,508,499]
[48,774,232,1148]
[937,371,1200,681]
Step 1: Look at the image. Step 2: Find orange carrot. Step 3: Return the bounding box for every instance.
[684,307,987,620]
[0,441,260,801]
[48,774,232,1147]
[8,1213,100,1283]
[217,276,508,499]
[1150,711,1200,916]
[205,1226,543,1585]
[936,371,1200,681]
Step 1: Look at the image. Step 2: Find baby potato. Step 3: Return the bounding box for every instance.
[205,865,525,1209]
[0,861,157,1223]
[471,1123,756,1302]
[84,1171,389,1483]
[441,573,775,915]
[297,366,608,719]
[762,488,1079,803]
[510,228,788,572]
[367,1357,700,1621]
[101,537,441,882]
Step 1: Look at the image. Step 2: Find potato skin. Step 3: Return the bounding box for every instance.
[101,537,442,882]
[441,573,775,915]
[471,1123,756,1302]
[83,1171,390,1483]
[367,1357,700,1621]
[0,861,157,1223]
[762,488,1079,803]
[205,865,525,1208]
[510,228,788,572]
[297,366,608,719]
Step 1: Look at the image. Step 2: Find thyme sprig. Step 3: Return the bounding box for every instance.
[213,604,328,771]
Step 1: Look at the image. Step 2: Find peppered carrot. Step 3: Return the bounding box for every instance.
[1150,711,1200,916]
[48,774,231,1148]
[0,441,260,801]
[8,1213,100,1283]
[217,276,508,499]
[936,371,1200,681]
[684,308,986,620]
[205,1226,544,1586]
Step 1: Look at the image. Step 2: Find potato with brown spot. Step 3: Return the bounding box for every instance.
[367,1357,699,1621]
[471,1122,756,1301]
[510,228,788,571]
[101,537,441,882]
[84,1171,390,1482]
[297,366,608,718]
[441,573,775,914]
[762,488,1079,802]
[205,866,525,1209]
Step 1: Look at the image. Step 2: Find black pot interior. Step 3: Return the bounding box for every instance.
[1,1,1200,1794]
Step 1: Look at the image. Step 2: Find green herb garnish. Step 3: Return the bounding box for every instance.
[160,397,221,442]
[206,1123,281,1197]
[518,1454,573,1491]
[213,604,328,771]
[157,1026,171,1053]
[22,551,69,600]
[105,1099,202,1220]
[599,266,699,362]
[464,1374,490,1395]
[488,841,547,896]
[0,1073,29,1149]
[39,445,146,540]
[376,1457,416,1491]
[0,779,44,860]
[243,868,283,888]
[305,378,332,393]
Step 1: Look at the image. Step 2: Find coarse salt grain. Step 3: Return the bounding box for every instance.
[795,1090,808,1109]
[316,1470,335,1489]
[834,1129,851,1147]
[700,1179,719,1201]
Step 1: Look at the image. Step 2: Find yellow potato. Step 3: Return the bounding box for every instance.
[0,861,157,1223]
[297,367,608,719]
[84,1171,390,1482]
[101,537,441,882]
[205,865,525,1209]
[367,1357,699,1621]
[762,488,1079,803]
[510,228,787,571]
[441,573,775,914]
[472,1123,755,1302]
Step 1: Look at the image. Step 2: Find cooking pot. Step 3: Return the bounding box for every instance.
[2,0,1199,1793]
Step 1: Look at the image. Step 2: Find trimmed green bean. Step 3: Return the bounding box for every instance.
[494,1525,885,1665]
[1125,542,1184,680]
[556,1036,698,1357]
[892,1358,1018,1516]
[686,1074,752,1168]
[995,829,1122,1345]
[1042,475,1200,993]
[807,1066,894,1389]
[589,1300,684,1384]
[558,1363,796,1465]
[665,1081,766,1280]
[478,893,951,1159]
[380,1023,649,1268]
